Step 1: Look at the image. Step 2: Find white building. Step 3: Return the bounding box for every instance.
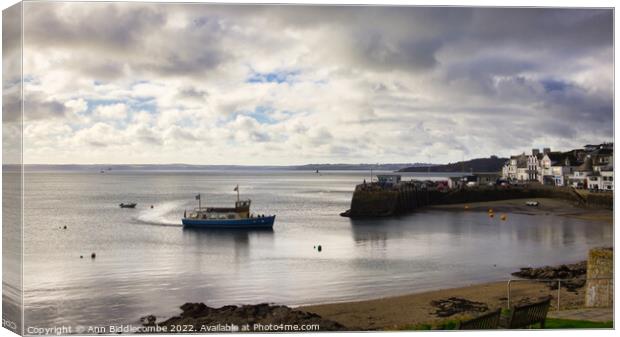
[569,157,593,189]
[502,153,528,181]
[600,169,614,191]
[541,152,579,186]
[527,149,544,181]
[590,148,613,172]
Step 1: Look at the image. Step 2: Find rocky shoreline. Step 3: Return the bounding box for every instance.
[142,302,348,332]
[511,261,587,292]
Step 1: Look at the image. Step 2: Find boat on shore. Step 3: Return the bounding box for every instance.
[119,203,137,208]
[182,186,275,229]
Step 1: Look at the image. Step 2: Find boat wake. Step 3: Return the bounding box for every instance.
[135,201,185,226]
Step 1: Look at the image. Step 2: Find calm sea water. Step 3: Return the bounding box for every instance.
[21,170,612,328]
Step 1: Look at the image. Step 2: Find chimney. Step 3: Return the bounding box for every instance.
[543,148,551,155]
[532,149,540,156]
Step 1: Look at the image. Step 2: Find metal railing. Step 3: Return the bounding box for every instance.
[507,278,613,311]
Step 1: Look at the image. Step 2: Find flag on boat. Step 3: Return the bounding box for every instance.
[233,185,238,191]
[195,194,201,200]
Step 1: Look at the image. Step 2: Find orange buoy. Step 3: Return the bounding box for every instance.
[464,205,470,210]
[489,213,494,218]
[501,214,507,221]
[488,208,493,213]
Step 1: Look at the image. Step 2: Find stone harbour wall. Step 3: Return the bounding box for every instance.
[585,247,613,308]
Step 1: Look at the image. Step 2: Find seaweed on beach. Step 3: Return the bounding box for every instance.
[430,297,489,317]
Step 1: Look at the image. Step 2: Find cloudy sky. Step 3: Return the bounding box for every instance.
[12,2,614,165]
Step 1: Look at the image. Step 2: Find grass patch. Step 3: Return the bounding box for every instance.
[398,317,612,330]
[397,320,460,330]
[543,318,612,329]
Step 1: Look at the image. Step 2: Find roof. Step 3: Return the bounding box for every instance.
[545,152,581,166]
[575,157,593,172]
[510,153,528,168]
[585,143,613,150]
[589,148,613,156]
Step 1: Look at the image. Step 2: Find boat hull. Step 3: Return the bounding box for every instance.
[182,215,275,229]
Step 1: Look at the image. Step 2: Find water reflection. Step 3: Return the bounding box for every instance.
[182,227,274,259]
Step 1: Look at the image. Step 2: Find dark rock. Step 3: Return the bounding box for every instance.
[157,302,347,331]
[430,297,489,317]
[140,315,157,326]
[512,261,587,291]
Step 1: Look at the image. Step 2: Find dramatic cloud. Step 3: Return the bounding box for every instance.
[15,2,613,164]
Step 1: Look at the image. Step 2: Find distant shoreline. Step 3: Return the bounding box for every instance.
[10,163,431,172]
[12,164,476,175]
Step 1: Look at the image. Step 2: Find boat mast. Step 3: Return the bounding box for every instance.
[236,184,240,202]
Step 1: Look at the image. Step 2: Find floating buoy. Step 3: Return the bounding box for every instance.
[488,208,493,213]
[63,225,67,230]
[91,252,96,259]
[150,205,154,209]
[489,213,494,218]
[464,205,470,210]
[501,214,507,221]
[317,245,322,252]
[80,255,83,259]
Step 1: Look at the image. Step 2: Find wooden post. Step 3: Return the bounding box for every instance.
[557,280,561,311]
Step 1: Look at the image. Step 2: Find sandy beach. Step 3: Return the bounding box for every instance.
[299,198,612,330]
[300,279,587,330]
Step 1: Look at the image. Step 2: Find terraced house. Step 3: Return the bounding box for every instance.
[502,143,613,190]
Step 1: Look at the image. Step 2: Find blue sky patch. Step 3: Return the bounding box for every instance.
[247,70,299,84]
[541,79,569,93]
[246,106,278,124]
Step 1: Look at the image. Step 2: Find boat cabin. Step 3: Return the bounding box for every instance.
[187,199,252,220]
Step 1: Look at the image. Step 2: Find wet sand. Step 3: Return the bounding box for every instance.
[300,280,587,330]
[429,198,613,224]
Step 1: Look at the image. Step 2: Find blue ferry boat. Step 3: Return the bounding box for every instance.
[182,186,275,229]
